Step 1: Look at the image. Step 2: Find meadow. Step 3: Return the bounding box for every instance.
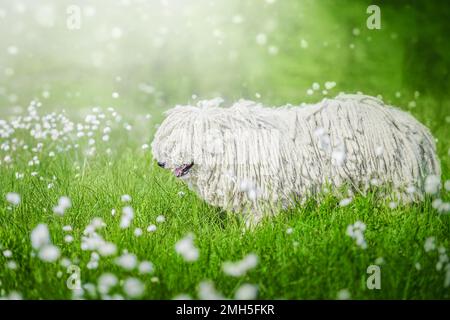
[0,0,449,299]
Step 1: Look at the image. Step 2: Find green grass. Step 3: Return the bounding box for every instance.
[0,0,450,299]
[0,104,449,300]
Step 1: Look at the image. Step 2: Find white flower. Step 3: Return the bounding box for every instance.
[286,228,293,235]
[324,81,336,90]
[424,175,441,195]
[123,278,145,298]
[346,221,367,249]
[255,33,267,46]
[388,202,398,209]
[98,242,117,256]
[331,145,347,167]
[62,225,72,232]
[7,261,17,270]
[38,244,60,262]
[339,198,352,207]
[147,224,157,232]
[444,180,450,191]
[120,206,134,229]
[138,261,154,274]
[5,192,20,206]
[222,253,258,277]
[31,224,51,249]
[115,253,137,270]
[3,250,12,258]
[156,215,166,223]
[64,235,74,243]
[375,145,384,156]
[121,194,132,202]
[424,237,436,252]
[53,196,72,215]
[312,82,320,91]
[98,273,118,294]
[175,233,199,262]
[337,289,351,300]
[234,283,258,300]
[134,228,143,237]
[198,281,225,300]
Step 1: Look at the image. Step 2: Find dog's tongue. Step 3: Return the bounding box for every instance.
[174,166,184,177]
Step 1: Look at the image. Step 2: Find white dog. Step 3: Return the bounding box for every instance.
[151,94,440,225]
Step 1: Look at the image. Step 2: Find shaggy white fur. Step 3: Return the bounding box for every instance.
[151,94,441,225]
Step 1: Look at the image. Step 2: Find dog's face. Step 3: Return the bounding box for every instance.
[151,106,210,179]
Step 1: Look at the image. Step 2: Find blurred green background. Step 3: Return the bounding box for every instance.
[0,0,449,116]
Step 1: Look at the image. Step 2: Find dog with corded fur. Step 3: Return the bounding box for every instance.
[151,94,440,226]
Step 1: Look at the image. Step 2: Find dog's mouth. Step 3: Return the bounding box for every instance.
[173,162,194,178]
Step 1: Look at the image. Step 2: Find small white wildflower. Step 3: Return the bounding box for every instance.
[234,283,258,300]
[151,276,159,283]
[424,237,436,252]
[324,81,336,90]
[123,278,145,298]
[120,206,134,229]
[389,201,398,209]
[138,261,154,274]
[286,228,293,234]
[444,180,450,191]
[222,253,258,277]
[375,145,384,156]
[255,33,267,46]
[424,175,440,195]
[134,228,143,237]
[98,273,118,294]
[53,196,72,215]
[121,194,132,202]
[114,253,137,270]
[339,198,352,207]
[38,245,60,262]
[346,221,367,249]
[5,192,20,206]
[62,225,72,232]
[198,281,225,300]
[3,250,12,258]
[156,215,166,223]
[147,224,157,232]
[337,289,351,300]
[64,235,74,243]
[175,233,199,262]
[31,224,51,249]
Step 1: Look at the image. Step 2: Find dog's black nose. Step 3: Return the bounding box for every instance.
[157,161,166,168]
